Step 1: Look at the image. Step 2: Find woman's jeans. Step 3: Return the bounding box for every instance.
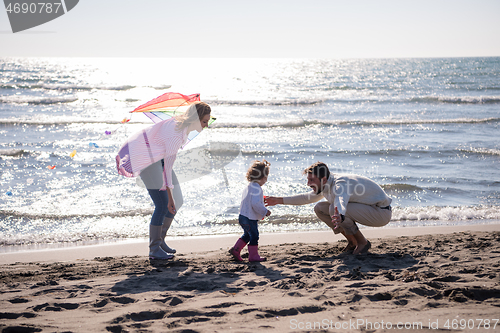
[141,161,181,226]
[148,189,175,226]
[239,214,259,246]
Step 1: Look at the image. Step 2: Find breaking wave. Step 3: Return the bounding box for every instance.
[1,117,498,128]
[0,83,136,91]
[207,95,500,106]
[382,184,424,192]
[0,149,27,157]
[0,209,153,220]
[391,205,500,222]
[209,117,500,128]
[0,95,78,104]
[458,147,500,156]
[206,98,326,106]
[0,118,140,125]
[411,96,500,104]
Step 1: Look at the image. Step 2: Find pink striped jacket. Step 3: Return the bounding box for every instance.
[116,118,188,190]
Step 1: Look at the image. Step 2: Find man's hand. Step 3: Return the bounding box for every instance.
[266,210,271,217]
[264,196,283,206]
[331,206,342,230]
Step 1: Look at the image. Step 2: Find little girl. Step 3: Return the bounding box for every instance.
[229,160,271,262]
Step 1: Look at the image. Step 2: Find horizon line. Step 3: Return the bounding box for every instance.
[0,55,499,60]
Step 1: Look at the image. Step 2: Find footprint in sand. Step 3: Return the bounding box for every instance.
[0,312,37,319]
[8,297,30,304]
[204,302,243,309]
[244,305,326,318]
[94,296,136,308]
[153,296,184,306]
[1,325,42,333]
[297,267,314,273]
[31,302,79,311]
[287,291,304,297]
[110,310,167,325]
[168,310,226,318]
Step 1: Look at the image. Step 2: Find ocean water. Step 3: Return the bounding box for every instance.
[1,57,499,248]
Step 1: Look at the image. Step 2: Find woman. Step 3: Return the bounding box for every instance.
[116,101,212,259]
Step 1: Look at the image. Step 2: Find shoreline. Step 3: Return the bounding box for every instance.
[1,221,499,265]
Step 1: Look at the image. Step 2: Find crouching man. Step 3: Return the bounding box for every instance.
[266,162,392,254]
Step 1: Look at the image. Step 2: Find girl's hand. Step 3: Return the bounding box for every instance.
[266,210,271,217]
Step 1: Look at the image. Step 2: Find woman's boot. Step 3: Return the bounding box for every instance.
[160,217,176,254]
[149,225,174,259]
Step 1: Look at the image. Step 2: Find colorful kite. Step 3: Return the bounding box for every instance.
[130,92,201,123]
[130,92,216,143]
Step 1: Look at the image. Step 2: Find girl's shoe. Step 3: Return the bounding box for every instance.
[229,238,247,261]
[248,245,266,262]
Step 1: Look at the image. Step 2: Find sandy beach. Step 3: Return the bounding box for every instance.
[1,223,500,332]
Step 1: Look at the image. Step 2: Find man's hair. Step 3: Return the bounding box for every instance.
[246,160,271,182]
[303,161,330,180]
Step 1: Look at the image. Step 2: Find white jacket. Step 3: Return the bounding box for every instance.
[283,173,392,216]
[239,182,269,221]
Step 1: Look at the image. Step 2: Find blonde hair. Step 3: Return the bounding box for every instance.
[246,160,271,182]
[174,101,211,130]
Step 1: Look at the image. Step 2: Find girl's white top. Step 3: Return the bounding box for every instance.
[239,182,269,221]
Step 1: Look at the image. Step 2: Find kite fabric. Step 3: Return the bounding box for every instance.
[131,92,201,124]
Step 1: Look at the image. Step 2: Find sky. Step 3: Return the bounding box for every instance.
[1,0,499,58]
